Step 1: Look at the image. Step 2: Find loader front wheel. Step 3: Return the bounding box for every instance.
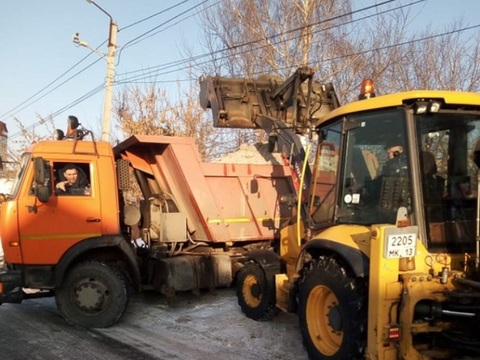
[298,256,366,360]
[55,261,128,328]
[236,261,278,321]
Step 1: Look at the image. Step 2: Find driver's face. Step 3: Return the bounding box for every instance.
[64,169,78,184]
[387,146,403,159]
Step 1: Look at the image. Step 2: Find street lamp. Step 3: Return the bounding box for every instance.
[83,0,118,142]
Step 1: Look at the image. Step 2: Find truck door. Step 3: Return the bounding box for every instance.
[17,160,102,265]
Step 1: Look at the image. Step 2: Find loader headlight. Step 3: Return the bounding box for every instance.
[414,100,442,114]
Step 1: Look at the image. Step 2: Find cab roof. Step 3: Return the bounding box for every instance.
[27,140,114,157]
[320,90,480,125]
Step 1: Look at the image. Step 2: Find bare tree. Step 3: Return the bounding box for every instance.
[197,0,352,77]
[0,116,55,179]
[195,1,480,100]
[8,117,55,161]
[113,79,231,160]
[114,1,480,162]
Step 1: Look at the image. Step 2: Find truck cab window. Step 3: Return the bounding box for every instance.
[54,162,91,196]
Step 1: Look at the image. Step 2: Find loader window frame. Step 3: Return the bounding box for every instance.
[336,108,410,225]
[416,111,480,253]
[308,121,342,226]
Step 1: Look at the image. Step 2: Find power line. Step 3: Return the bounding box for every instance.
[0,2,200,124]
[5,0,475,140]
[117,10,480,85]
[2,57,104,121]
[116,0,215,66]
[2,0,394,124]
[115,0,421,84]
[119,0,193,31]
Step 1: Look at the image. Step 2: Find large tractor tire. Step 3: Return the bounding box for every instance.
[236,261,278,321]
[55,261,128,328]
[298,256,366,360]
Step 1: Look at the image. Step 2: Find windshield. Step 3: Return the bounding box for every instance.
[336,109,410,225]
[417,111,480,253]
[9,153,30,198]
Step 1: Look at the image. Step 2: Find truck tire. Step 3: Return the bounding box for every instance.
[236,261,278,321]
[55,261,128,328]
[298,256,366,360]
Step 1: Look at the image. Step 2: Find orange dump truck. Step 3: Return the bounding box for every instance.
[0,123,293,328]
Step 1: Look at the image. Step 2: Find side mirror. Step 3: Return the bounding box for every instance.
[36,186,50,203]
[33,157,50,203]
[34,157,45,184]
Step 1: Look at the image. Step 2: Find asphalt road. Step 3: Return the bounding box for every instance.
[0,288,308,360]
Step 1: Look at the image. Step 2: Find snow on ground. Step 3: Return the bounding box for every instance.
[100,288,309,360]
[0,288,310,360]
[213,143,284,165]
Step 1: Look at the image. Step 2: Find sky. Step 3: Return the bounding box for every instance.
[0,0,479,145]
[0,0,205,142]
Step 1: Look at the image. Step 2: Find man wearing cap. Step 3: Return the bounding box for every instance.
[382,144,407,176]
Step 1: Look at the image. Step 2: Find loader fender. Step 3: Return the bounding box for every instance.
[242,249,282,275]
[299,239,369,278]
[55,235,141,291]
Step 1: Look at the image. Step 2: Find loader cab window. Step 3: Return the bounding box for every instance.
[309,121,342,226]
[416,112,480,253]
[54,162,91,196]
[337,109,410,225]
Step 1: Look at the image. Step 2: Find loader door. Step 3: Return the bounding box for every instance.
[17,160,102,265]
[308,121,342,226]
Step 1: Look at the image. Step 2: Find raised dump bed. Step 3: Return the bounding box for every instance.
[114,134,294,244]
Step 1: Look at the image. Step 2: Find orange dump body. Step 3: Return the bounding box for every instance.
[114,135,294,244]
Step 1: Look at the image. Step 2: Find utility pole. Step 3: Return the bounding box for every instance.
[102,19,118,142]
[86,0,117,142]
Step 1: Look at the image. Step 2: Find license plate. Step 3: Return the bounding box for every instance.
[384,227,417,259]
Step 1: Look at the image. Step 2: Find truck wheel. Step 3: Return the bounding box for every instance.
[236,261,278,321]
[298,256,366,360]
[55,261,128,328]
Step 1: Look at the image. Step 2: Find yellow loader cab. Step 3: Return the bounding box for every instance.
[201,68,480,359]
[242,83,480,359]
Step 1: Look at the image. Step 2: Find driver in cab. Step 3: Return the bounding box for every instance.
[55,164,90,196]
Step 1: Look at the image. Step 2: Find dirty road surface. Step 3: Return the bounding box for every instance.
[0,288,308,360]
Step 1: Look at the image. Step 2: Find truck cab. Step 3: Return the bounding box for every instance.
[0,122,140,328]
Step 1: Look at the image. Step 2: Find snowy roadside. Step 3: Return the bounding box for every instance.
[99,288,309,360]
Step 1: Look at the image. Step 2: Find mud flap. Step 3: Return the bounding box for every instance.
[0,270,23,304]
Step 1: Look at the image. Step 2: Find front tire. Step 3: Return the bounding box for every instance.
[236,261,278,321]
[298,256,366,360]
[55,261,128,328]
